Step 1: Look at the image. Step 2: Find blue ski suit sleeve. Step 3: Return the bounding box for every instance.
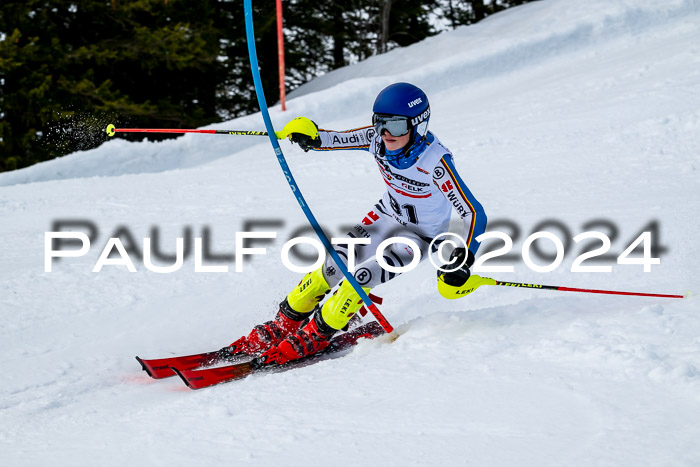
[436,155,487,256]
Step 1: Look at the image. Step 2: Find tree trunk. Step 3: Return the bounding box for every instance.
[379,0,394,54]
[472,0,486,22]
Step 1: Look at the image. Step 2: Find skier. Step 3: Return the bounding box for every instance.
[229,82,487,365]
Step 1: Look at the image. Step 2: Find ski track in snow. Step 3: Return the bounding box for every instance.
[1,0,700,465]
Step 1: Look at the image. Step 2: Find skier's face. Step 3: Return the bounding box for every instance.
[381,130,411,151]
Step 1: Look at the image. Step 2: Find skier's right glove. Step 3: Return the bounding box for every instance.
[437,247,475,287]
[278,117,321,152]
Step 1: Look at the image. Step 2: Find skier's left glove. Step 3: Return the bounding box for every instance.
[437,247,475,287]
[278,117,321,152]
[290,132,321,152]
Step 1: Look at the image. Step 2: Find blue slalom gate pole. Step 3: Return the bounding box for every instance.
[243,0,393,334]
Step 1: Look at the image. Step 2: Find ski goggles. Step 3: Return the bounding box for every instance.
[372,114,411,137]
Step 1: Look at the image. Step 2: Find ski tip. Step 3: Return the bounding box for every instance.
[172,362,254,390]
[135,356,155,378]
[171,367,194,389]
[106,124,115,137]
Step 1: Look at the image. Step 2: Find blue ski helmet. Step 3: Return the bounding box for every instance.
[372,82,430,145]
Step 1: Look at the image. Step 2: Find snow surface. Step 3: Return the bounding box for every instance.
[2,0,700,465]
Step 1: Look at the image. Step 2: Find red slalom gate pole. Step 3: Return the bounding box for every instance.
[276,0,286,111]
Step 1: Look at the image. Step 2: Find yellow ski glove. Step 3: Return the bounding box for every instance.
[277,117,321,151]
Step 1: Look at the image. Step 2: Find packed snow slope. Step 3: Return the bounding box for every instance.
[2,0,700,465]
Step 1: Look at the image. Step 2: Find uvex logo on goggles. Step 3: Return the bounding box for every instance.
[373,114,410,137]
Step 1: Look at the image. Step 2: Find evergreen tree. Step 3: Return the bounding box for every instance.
[0,0,535,173]
[438,0,537,28]
[0,0,228,171]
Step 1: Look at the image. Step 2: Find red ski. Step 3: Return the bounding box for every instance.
[137,297,386,380]
[136,349,238,379]
[172,321,386,389]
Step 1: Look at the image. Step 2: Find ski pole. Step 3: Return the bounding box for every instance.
[438,275,686,299]
[105,124,285,138]
[492,279,685,298]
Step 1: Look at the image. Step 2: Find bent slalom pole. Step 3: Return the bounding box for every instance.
[243,0,393,334]
[105,124,282,138]
[438,275,686,299]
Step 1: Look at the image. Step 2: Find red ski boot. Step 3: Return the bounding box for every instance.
[255,312,337,366]
[228,267,332,356]
[255,279,370,366]
[227,299,311,356]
